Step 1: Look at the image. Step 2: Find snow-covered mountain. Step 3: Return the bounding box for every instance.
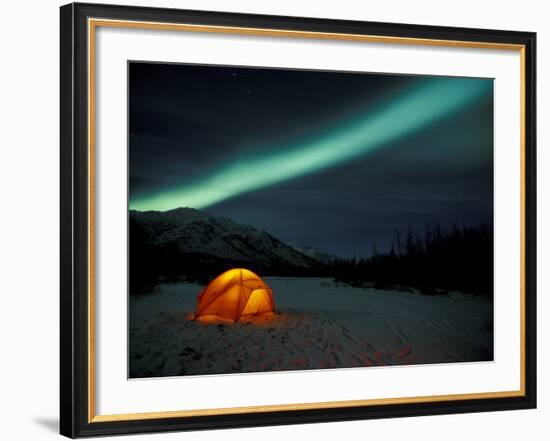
[286,242,337,266]
[130,207,324,272]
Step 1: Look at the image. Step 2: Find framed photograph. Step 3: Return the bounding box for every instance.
[60,2,536,438]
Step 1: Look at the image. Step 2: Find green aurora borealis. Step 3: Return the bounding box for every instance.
[129,76,492,212]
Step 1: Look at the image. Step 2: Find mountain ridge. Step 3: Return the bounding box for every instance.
[129,207,328,290]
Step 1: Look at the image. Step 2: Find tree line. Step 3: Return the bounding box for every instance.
[332,222,493,297]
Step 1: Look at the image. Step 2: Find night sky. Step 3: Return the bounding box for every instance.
[129,62,493,258]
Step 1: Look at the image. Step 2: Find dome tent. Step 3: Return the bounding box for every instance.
[194,268,275,323]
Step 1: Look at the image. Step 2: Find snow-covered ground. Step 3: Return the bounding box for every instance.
[129,277,493,378]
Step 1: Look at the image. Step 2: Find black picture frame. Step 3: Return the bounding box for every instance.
[60,2,536,438]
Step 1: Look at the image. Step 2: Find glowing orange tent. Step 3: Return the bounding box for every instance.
[194,268,275,323]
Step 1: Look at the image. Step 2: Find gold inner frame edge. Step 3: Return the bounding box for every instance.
[87,17,527,423]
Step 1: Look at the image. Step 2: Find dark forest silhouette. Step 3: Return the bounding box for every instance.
[333,223,493,297]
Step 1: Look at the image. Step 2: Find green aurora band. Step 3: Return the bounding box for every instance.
[130,77,492,211]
